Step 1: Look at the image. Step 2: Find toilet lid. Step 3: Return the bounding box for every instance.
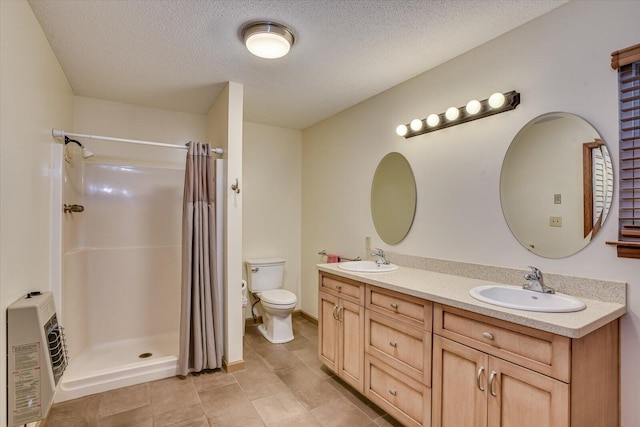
[260,289,297,305]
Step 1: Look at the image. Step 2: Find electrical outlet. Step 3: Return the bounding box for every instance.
[550,216,562,227]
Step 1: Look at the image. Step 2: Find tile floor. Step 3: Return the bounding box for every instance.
[42,316,403,426]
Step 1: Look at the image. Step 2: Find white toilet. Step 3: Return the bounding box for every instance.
[245,258,297,344]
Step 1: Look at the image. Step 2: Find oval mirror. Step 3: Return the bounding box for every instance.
[500,112,613,258]
[371,152,417,245]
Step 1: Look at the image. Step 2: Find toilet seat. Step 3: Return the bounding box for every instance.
[259,289,297,305]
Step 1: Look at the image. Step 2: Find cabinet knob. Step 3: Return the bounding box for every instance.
[390,303,398,310]
[389,341,397,348]
[336,285,342,292]
[482,332,495,340]
[388,389,397,396]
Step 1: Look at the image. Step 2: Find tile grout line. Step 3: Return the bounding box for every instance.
[44,318,392,427]
[249,323,383,426]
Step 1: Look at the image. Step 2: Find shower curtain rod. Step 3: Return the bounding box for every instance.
[52,129,224,154]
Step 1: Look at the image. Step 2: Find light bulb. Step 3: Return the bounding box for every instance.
[396,124,408,136]
[445,107,460,121]
[410,119,423,131]
[488,92,506,108]
[426,114,440,127]
[245,33,291,59]
[466,100,481,115]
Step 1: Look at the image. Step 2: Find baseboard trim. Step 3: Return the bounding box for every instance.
[223,358,245,373]
[245,316,262,326]
[245,310,317,327]
[299,311,318,325]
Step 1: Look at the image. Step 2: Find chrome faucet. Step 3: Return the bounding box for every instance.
[371,248,389,265]
[523,266,555,294]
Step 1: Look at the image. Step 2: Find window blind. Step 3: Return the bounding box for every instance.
[611,44,640,258]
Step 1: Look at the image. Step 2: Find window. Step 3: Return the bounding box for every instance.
[610,44,640,258]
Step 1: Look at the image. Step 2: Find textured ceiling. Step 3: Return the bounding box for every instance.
[28,0,567,130]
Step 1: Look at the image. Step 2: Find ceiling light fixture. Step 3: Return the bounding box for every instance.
[395,91,520,138]
[242,21,295,59]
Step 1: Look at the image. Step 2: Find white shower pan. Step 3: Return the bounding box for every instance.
[55,332,178,402]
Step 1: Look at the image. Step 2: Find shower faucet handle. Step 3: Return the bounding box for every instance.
[64,204,84,213]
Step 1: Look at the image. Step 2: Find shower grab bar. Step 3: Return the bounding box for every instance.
[318,250,361,262]
[52,129,223,155]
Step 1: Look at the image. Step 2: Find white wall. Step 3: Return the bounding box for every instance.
[243,122,302,316]
[73,96,206,165]
[301,1,640,425]
[207,82,245,366]
[0,1,75,424]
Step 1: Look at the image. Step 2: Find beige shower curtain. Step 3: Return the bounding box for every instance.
[178,142,223,376]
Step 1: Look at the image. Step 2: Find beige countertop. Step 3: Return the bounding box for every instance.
[317,263,626,339]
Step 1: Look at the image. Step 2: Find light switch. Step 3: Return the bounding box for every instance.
[554,194,562,204]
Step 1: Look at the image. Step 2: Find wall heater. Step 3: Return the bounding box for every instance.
[7,292,67,426]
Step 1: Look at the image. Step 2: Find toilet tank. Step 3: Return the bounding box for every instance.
[245,258,285,292]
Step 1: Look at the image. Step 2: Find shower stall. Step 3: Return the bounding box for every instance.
[54,139,223,402]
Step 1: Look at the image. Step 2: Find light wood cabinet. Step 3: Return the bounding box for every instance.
[321,274,364,304]
[487,355,569,427]
[433,304,570,382]
[365,309,431,383]
[365,353,431,427]
[432,335,569,427]
[364,286,433,427]
[318,272,620,427]
[318,291,339,372]
[366,285,431,330]
[432,303,619,427]
[318,273,365,392]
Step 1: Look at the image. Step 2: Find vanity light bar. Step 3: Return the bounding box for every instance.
[396,90,521,138]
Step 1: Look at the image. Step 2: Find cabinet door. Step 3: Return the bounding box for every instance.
[338,298,365,393]
[318,291,339,372]
[432,335,488,427]
[487,357,569,427]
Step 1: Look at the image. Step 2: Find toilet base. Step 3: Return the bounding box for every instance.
[257,314,294,344]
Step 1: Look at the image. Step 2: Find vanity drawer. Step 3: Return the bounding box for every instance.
[365,354,430,427]
[319,273,364,305]
[366,285,432,330]
[433,304,570,382]
[365,310,431,385]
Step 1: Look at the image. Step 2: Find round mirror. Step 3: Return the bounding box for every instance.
[371,152,417,244]
[500,112,613,258]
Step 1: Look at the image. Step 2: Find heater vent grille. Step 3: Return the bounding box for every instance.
[8,292,67,426]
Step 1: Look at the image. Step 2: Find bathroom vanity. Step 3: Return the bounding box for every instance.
[317,264,625,427]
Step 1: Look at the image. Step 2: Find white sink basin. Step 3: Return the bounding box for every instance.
[469,284,586,313]
[337,261,399,273]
